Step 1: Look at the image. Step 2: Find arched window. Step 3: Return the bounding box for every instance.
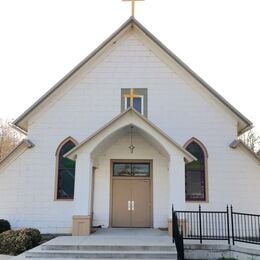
[56,138,77,200]
[185,139,208,201]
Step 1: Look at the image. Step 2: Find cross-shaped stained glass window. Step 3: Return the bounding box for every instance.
[125,95,144,114]
[121,88,147,116]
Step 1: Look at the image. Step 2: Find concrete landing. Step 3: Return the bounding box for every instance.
[0,256,12,260]
[42,228,173,246]
[12,228,176,259]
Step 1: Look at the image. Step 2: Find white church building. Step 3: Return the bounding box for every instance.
[0,17,259,236]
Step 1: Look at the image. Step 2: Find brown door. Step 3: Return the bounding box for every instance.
[112,179,151,227]
[131,179,151,227]
[112,179,131,227]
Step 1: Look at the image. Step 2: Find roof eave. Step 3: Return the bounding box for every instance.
[229,139,260,162]
[0,139,34,169]
[9,122,28,135]
[238,124,254,136]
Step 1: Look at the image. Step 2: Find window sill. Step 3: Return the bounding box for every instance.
[186,200,209,203]
[54,199,74,201]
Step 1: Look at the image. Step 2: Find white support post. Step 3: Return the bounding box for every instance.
[72,152,93,235]
[168,155,186,236]
[74,152,93,215]
[168,155,186,216]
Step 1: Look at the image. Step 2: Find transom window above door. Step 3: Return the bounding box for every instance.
[113,163,150,177]
[121,88,148,117]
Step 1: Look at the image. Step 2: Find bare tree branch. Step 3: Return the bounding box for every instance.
[0,119,24,161]
[239,129,260,153]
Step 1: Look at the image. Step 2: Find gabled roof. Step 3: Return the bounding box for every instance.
[230,139,260,163]
[65,108,196,163]
[13,17,252,134]
[0,139,34,170]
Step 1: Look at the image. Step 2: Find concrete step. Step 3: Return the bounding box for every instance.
[25,250,177,259]
[41,245,175,252]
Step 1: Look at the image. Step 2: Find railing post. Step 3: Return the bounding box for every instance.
[172,204,174,244]
[226,205,230,245]
[179,231,184,260]
[230,205,235,245]
[172,205,184,260]
[199,205,202,244]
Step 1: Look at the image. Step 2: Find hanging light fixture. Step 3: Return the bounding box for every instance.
[128,125,135,153]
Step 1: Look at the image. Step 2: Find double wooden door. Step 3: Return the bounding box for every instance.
[112,179,151,227]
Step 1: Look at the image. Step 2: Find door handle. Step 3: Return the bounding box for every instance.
[128,201,131,211]
[132,201,135,211]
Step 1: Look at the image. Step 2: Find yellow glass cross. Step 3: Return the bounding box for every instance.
[125,88,138,107]
[122,0,144,17]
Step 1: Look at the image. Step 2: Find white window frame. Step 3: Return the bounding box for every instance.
[124,95,144,115]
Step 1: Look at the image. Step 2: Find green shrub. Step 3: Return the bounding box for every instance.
[0,228,42,255]
[0,219,11,234]
[19,228,42,246]
[0,230,32,255]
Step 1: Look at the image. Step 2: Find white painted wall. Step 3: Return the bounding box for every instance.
[0,148,74,233]
[0,28,259,233]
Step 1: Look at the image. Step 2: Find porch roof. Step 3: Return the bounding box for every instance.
[65,108,196,162]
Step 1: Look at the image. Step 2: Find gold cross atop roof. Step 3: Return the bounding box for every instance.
[122,0,144,17]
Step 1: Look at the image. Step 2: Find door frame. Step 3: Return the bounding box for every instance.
[109,159,153,228]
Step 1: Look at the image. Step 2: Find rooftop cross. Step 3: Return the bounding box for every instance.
[122,0,144,17]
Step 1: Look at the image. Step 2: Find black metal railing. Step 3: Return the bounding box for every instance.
[172,205,184,260]
[172,205,260,248]
[175,205,230,244]
[231,206,260,245]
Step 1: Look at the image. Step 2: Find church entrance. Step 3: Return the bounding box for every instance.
[110,161,152,228]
